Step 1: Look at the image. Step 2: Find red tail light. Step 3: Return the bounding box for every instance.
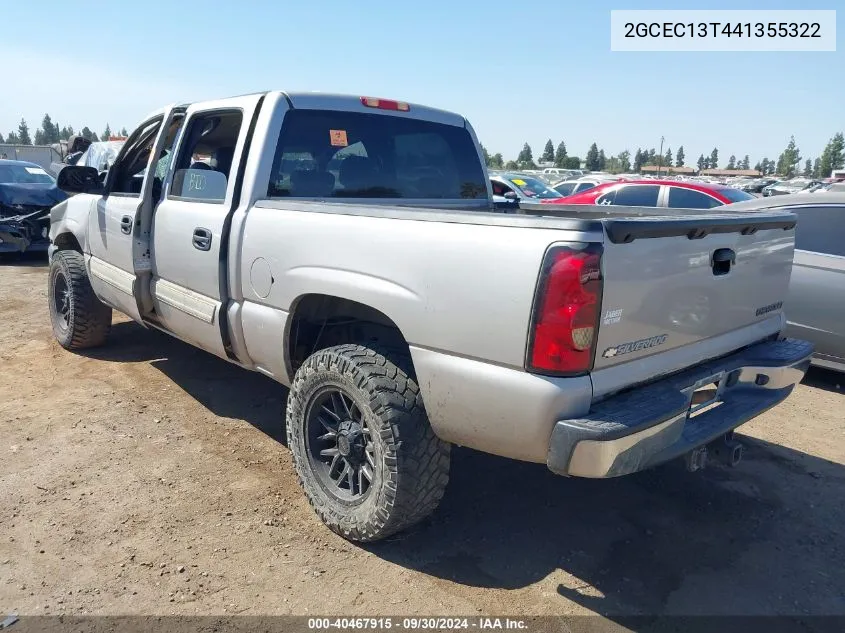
[526,244,603,375]
[360,96,410,112]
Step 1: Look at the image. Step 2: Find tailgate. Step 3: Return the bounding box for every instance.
[593,212,797,373]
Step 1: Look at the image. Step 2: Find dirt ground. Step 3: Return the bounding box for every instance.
[1,256,844,623]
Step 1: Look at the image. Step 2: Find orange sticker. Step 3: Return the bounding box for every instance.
[329,130,348,147]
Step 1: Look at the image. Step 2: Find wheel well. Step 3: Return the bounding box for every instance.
[287,294,411,376]
[53,232,82,253]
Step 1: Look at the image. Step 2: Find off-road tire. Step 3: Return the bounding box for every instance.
[286,344,451,542]
[48,250,112,350]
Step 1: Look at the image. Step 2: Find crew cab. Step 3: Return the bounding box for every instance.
[48,91,812,542]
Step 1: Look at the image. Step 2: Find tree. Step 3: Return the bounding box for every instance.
[541,139,554,163]
[0,132,4,143]
[633,148,644,172]
[17,119,32,145]
[479,143,491,166]
[6,131,19,144]
[80,127,100,142]
[563,156,581,169]
[775,136,801,177]
[598,149,607,171]
[103,124,112,141]
[754,161,762,172]
[663,147,672,168]
[516,142,535,168]
[675,146,685,167]
[618,150,631,173]
[709,147,719,169]
[646,148,656,165]
[759,158,771,175]
[504,160,519,170]
[585,143,600,171]
[60,126,74,140]
[490,153,504,169]
[818,132,844,179]
[726,155,736,170]
[803,159,813,177]
[553,141,568,167]
[740,155,750,170]
[697,154,705,170]
[119,127,128,137]
[813,157,821,178]
[40,114,59,144]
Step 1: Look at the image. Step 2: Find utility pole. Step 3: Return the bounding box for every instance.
[657,136,665,178]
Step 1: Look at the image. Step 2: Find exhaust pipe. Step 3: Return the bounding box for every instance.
[685,445,708,472]
[708,434,744,467]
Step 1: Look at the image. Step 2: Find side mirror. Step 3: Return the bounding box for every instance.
[56,165,104,195]
[503,191,519,201]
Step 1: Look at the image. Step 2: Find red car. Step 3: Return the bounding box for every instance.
[542,179,755,208]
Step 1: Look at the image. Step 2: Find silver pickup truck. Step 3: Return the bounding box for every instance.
[48,91,812,542]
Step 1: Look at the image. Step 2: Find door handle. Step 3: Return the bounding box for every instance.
[120,215,132,235]
[192,227,212,251]
[711,248,736,276]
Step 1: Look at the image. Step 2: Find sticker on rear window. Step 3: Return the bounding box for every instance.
[25,167,48,175]
[329,130,348,147]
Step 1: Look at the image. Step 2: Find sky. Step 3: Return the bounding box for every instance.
[2,1,842,167]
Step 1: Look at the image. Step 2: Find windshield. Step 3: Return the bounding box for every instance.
[718,188,755,203]
[507,176,562,199]
[267,109,487,200]
[0,164,55,185]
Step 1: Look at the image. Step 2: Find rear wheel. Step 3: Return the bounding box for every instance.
[286,344,451,542]
[48,250,112,350]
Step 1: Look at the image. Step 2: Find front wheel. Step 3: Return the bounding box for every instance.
[48,250,112,350]
[286,344,451,542]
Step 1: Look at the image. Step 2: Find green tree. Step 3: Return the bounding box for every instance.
[633,148,644,172]
[812,157,821,178]
[541,139,555,163]
[504,159,519,170]
[726,155,736,170]
[709,147,719,169]
[675,145,685,167]
[516,142,535,168]
[803,159,813,177]
[663,147,672,168]
[59,126,74,140]
[617,150,631,172]
[553,141,568,167]
[17,119,32,145]
[598,149,607,171]
[103,124,112,141]
[0,132,4,143]
[754,161,762,172]
[80,127,99,142]
[490,153,504,169]
[585,143,600,171]
[697,154,705,170]
[776,136,801,177]
[646,148,656,165]
[34,128,46,145]
[563,156,581,169]
[818,132,844,178]
[6,131,19,144]
[119,127,128,137]
[479,143,491,166]
[40,114,59,144]
[740,155,750,170]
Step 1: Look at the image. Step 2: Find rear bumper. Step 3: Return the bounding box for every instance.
[547,338,813,478]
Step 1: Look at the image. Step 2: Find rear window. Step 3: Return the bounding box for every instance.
[266,109,487,200]
[718,188,755,203]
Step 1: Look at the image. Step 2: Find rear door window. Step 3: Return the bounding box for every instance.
[667,186,722,209]
[266,109,487,199]
[574,182,596,193]
[608,184,660,207]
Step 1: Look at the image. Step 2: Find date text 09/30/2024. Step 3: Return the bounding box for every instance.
[308,618,528,630]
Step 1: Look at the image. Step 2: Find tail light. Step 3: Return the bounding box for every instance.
[526,244,603,375]
[360,96,410,112]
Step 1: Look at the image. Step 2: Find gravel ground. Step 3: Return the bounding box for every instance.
[1,257,843,623]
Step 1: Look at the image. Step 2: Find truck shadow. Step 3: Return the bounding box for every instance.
[84,319,845,618]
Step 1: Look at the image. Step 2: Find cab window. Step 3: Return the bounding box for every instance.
[107,118,163,196]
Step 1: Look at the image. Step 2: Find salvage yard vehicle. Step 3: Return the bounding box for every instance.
[723,192,845,371]
[48,90,812,542]
[545,179,755,209]
[0,159,67,256]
